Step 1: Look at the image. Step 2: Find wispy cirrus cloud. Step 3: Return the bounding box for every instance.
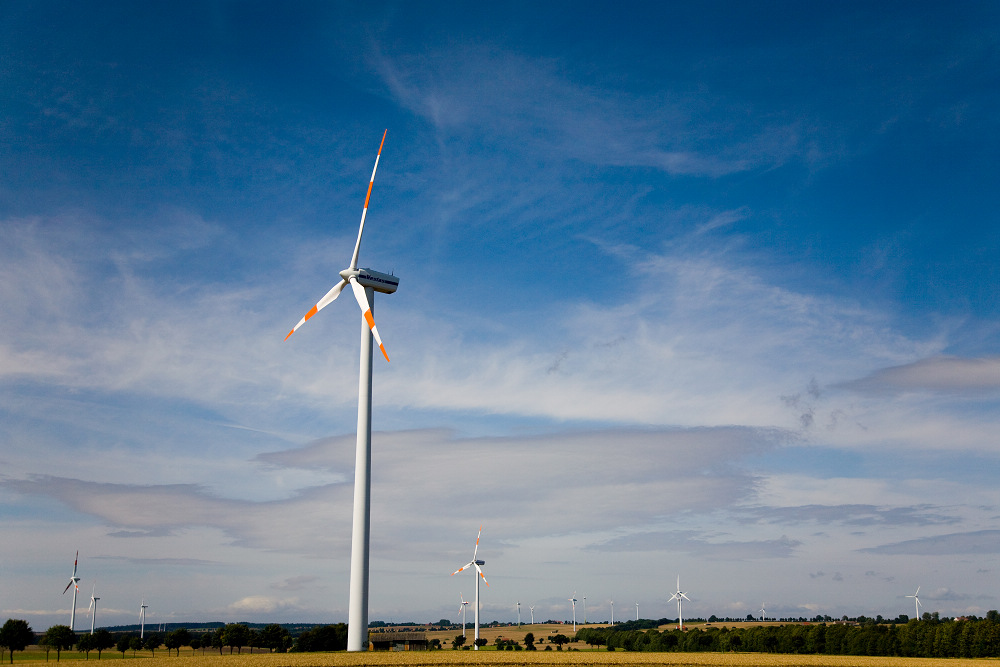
[860,530,1000,556]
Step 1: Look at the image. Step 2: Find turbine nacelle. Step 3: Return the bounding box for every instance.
[340,268,399,295]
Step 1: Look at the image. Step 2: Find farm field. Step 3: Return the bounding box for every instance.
[4,650,997,667]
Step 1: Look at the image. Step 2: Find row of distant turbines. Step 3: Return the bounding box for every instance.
[61,551,151,637]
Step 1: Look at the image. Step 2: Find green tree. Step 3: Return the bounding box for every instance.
[115,634,133,657]
[143,631,164,656]
[77,633,94,659]
[221,623,249,654]
[451,634,466,649]
[40,625,76,662]
[165,628,191,656]
[474,637,487,648]
[128,636,142,656]
[523,632,535,650]
[259,624,290,653]
[0,619,35,664]
[91,629,114,659]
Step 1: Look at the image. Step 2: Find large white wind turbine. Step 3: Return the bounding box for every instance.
[451,526,489,650]
[459,594,470,637]
[285,130,399,652]
[569,593,577,631]
[87,584,100,634]
[62,551,81,631]
[139,599,148,638]
[907,587,922,619]
[668,575,691,631]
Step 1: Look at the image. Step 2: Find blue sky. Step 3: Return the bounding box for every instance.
[2,1,999,631]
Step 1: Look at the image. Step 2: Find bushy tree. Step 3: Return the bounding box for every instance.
[77,633,94,659]
[0,619,34,664]
[259,624,291,653]
[91,629,114,659]
[221,624,249,654]
[292,624,348,652]
[451,634,466,649]
[40,625,76,662]
[115,633,133,657]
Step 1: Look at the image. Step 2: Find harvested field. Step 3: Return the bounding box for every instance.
[8,652,996,667]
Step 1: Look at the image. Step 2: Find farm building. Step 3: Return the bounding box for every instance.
[368,631,428,651]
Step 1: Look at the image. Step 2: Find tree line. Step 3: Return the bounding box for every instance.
[575,613,1000,658]
[0,619,354,661]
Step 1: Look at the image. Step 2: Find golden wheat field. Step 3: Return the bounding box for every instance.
[11,653,997,667]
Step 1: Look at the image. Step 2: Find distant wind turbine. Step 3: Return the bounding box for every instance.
[611,599,615,625]
[284,130,399,652]
[451,526,488,650]
[139,599,148,638]
[906,587,922,619]
[529,604,534,625]
[635,601,639,621]
[583,596,587,624]
[569,593,577,631]
[61,551,81,631]
[516,601,521,627]
[668,575,691,631]
[87,583,100,634]
[759,603,766,622]
[458,594,470,637]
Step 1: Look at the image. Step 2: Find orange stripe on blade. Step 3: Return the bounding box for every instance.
[364,310,375,328]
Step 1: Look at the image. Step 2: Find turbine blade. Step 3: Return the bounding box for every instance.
[285,279,348,340]
[349,129,388,271]
[63,581,73,595]
[473,525,482,560]
[350,278,389,362]
[476,564,489,587]
[452,561,475,576]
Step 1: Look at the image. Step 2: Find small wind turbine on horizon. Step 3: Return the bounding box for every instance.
[759,603,766,622]
[569,593,577,631]
[87,583,100,635]
[907,587,922,619]
[62,551,81,631]
[516,601,521,627]
[284,130,399,652]
[458,594,470,637]
[529,604,534,625]
[139,599,148,639]
[583,596,587,624]
[451,526,489,650]
[668,575,691,631]
[611,599,615,625]
[635,601,639,621]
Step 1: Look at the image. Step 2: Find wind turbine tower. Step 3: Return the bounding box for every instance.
[635,602,639,621]
[517,601,521,627]
[668,576,691,631]
[583,596,587,624]
[569,593,577,631]
[611,599,615,625]
[529,604,534,625]
[459,594,470,637]
[284,130,399,652]
[907,587,922,619]
[139,599,148,638]
[88,584,100,634]
[62,551,81,631]
[451,526,489,650]
[759,603,766,622]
